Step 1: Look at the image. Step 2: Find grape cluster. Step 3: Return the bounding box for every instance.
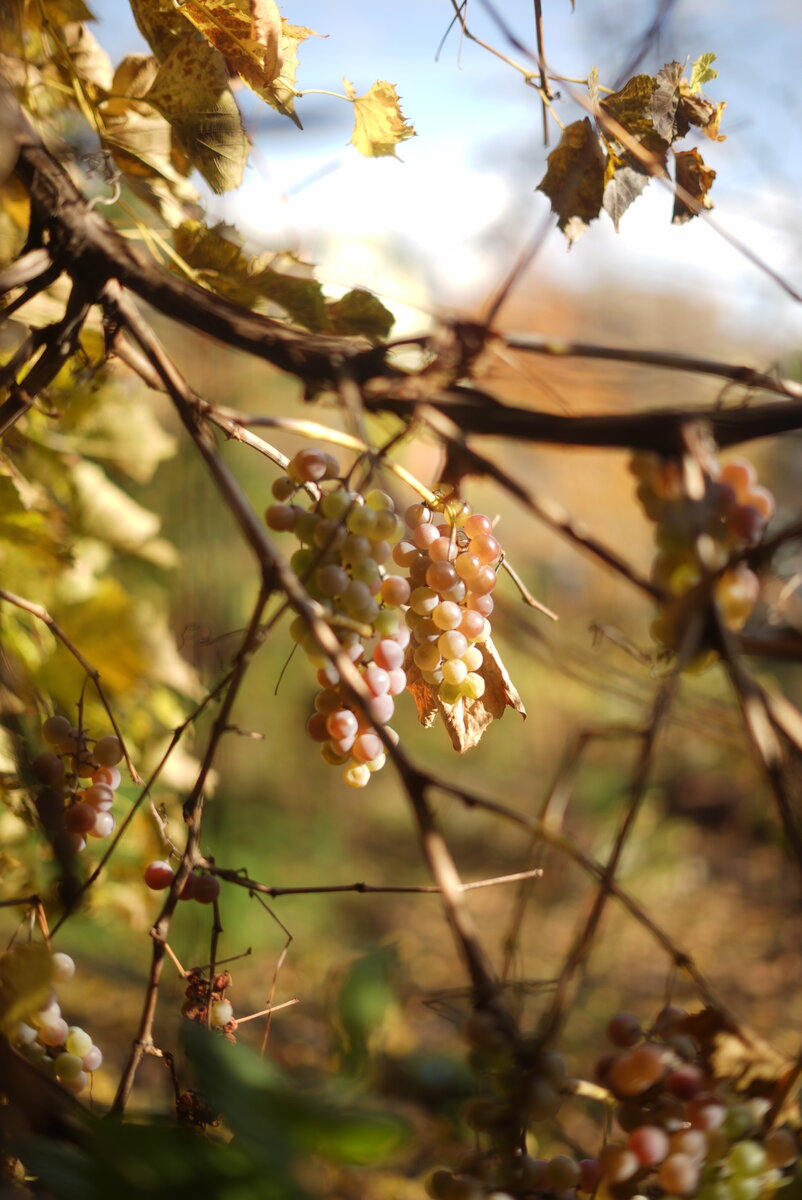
[631,454,774,656]
[266,448,503,787]
[267,448,410,789]
[427,1003,800,1200]
[588,1006,799,1200]
[182,969,236,1039]
[400,502,498,705]
[14,950,103,1094]
[143,860,221,904]
[34,715,124,851]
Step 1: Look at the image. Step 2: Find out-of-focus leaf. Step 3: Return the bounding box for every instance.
[56,21,113,94]
[344,78,415,158]
[40,0,94,22]
[69,459,176,565]
[58,389,177,485]
[145,34,249,194]
[129,0,188,62]
[647,60,682,142]
[676,89,726,141]
[602,156,650,231]
[689,52,718,93]
[536,118,604,244]
[326,288,394,340]
[0,944,53,1038]
[336,946,398,1073]
[186,1022,409,1167]
[180,0,284,90]
[673,147,716,224]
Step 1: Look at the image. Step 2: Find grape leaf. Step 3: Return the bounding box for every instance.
[0,944,53,1039]
[676,90,726,142]
[325,288,394,340]
[600,73,670,159]
[129,0,189,62]
[672,147,716,224]
[406,638,525,753]
[647,60,683,142]
[602,156,650,231]
[179,0,284,90]
[145,33,249,194]
[536,118,605,244]
[344,79,415,159]
[689,52,718,94]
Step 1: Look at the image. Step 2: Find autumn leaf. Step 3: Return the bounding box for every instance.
[129,0,189,62]
[676,89,726,142]
[673,147,716,223]
[602,156,650,231]
[537,118,605,244]
[344,79,415,159]
[179,0,284,92]
[325,288,394,340]
[406,638,525,753]
[689,52,718,94]
[600,72,670,159]
[145,33,249,193]
[647,60,683,142]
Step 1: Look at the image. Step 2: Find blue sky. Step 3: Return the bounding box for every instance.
[91,1,802,347]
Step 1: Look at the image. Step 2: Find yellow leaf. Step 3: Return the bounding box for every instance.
[344,79,415,159]
[180,0,283,89]
[145,33,249,194]
[0,945,53,1039]
[672,147,716,224]
[689,52,718,94]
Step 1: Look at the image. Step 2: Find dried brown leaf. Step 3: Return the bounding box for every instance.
[672,147,716,224]
[537,118,605,244]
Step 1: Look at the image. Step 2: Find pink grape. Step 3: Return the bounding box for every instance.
[426,562,458,592]
[369,694,395,724]
[628,1124,669,1165]
[387,668,407,695]
[463,513,493,537]
[470,533,501,564]
[265,504,299,532]
[65,803,97,834]
[379,576,410,606]
[405,503,431,527]
[42,715,72,745]
[353,733,383,762]
[326,710,358,740]
[658,1152,699,1195]
[428,536,456,562]
[373,640,404,671]
[363,664,390,696]
[82,1045,103,1072]
[412,523,439,549]
[83,783,114,810]
[306,713,329,742]
[92,765,121,789]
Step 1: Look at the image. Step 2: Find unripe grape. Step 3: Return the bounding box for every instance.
[410,587,438,616]
[271,475,295,501]
[461,645,483,672]
[544,1156,580,1190]
[60,1070,88,1094]
[321,743,349,765]
[341,534,372,564]
[441,659,468,685]
[65,1027,92,1057]
[462,673,485,700]
[727,1141,766,1178]
[39,1017,69,1046]
[432,601,462,631]
[405,503,431,528]
[54,1051,84,1081]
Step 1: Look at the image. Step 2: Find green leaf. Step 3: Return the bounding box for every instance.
[336,945,398,1072]
[536,118,605,244]
[690,52,718,94]
[145,33,249,194]
[0,944,53,1038]
[344,79,415,158]
[325,288,394,340]
[185,1022,409,1167]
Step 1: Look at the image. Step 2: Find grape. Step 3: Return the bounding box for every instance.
[665,1063,704,1099]
[470,534,501,564]
[65,1027,93,1057]
[353,733,383,763]
[42,715,72,745]
[343,762,371,788]
[271,475,295,501]
[466,593,494,616]
[410,587,438,616]
[579,1159,601,1193]
[54,1051,84,1081]
[327,710,358,740]
[628,1124,669,1165]
[609,1044,666,1095]
[93,735,123,766]
[51,952,75,983]
[265,503,300,532]
[727,1142,766,1177]
[464,514,493,537]
[426,562,458,592]
[373,640,404,671]
[144,861,174,890]
[61,1071,89,1094]
[441,659,468,685]
[194,875,221,905]
[462,673,485,700]
[438,630,468,660]
[210,999,234,1028]
[363,664,390,696]
[82,1045,103,1072]
[89,810,115,838]
[544,1156,580,1190]
[369,694,395,724]
[413,523,439,550]
[92,765,121,789]
[414,643,442,672]
[288,448,329,482]
[432,601,462,631]
[599,1144,639,1182]
[405,503,431,527]
[687,1099,727,1131]
[65,803,97,834]
[83,783,114,810]
[764,1130,798,1168]
[669,1130,707,1162]
[607,1011,642,1048]
[39,1017,69,1046]
[658,1152,699,1195]
[387,668,407,695]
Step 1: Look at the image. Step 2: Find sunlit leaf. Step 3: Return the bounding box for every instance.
[129,0,189,62]
[0,944,53,1039]
[600,72,670,159]
[647,60,682,142]
[179,0,284,90]
[344,78,415,159]
[602,156,650,231]
[536,118,605,244]
[325,288,394,340]
[145,33,249,193]
[689,52,718,93]
[672,147,716,223]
